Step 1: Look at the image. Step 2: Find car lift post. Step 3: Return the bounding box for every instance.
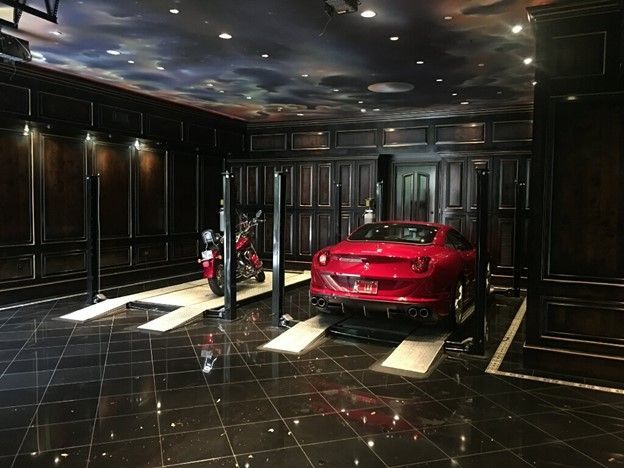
[272,170,287,327]
[86,175,106,304]
[375,181,384,221]
[509,180,526,297]
[334,181,342,243]
[471,168,490,356]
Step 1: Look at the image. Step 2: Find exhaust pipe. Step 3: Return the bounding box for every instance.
[310,297,318,306]
[418,308,430,318]
[317,298,327,309]
[408,307,418,318]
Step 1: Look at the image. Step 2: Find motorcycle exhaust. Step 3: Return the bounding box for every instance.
[310,297,318,306]
[418,308,430,318]
[317,298,327,309]
[408,307,418,318]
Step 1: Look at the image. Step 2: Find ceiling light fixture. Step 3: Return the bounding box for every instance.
[460,101,469,105]
[360,108,367,113]
[389,36,399,41]
[358,100,364,104]
[451,92,458,96]
[373,108,380,111]
[297,113,304,116]
[478,63,485,67]
[416,60,424,65]
[444,15,453,20]
[261,53,269,58]
[436,78,443,82]
[85,132,92,141]
[23,124,30,136]
[512,24,523,34]
[532,81,538,86]
[169,8,180,14]
[246,96,252,100]
[301,74,309,78]
[106,50,121,55]
[523,57,533,65]
[219,32,232,40]
[361,10,376,18]
[333,89,340,92]
[156,66,165,70]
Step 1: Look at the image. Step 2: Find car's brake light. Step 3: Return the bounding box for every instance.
[411,256,430,273]
[318,251,330,266]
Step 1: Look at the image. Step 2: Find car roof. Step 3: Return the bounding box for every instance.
[367,221,449,230]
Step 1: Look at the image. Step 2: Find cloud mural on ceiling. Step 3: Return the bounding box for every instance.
[10,0,552,121]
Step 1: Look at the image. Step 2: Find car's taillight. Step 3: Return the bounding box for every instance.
[318,251,330,266]
[411,256,430,273]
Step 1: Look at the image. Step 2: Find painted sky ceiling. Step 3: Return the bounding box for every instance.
[8,0,553,122]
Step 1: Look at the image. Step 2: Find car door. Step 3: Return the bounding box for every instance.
[446,230,477,297]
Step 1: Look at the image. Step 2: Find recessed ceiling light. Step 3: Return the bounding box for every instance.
[358,100,364,104]
[497,91,503,95]
[416,60,424,65]
[219,90,225,93]
[460,101,469,105]
[373,108,380,112]
[387,128,395,132]
[532,81,538,86]
[261,53,269,58]
[127,60,135,64]
[246,96,252,100]
[206,83,214,87]
[360,108,367,113]
[566,95,577,101]
[301,74,309,78]
[389,36,399,41]
[51,30,62,36]
[333,89,340,92]
[169,8,180,14]
[219,32,232,40]
[444,15,453,20]
[156,66,165,70]
[361,10,376,18]
[478,63,485,67]
[297,113,304,116]
[106,50,121,55]
[451,92,458,96]
[512,24,523,34]
[436,78,443,82]
[277,107,284,111]
[523,57,533,65]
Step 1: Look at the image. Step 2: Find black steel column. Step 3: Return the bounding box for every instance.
[510,181,526,297]
[222,171,237,320]
[86,175,104,304]
[375,181,384,221]
[472,169,490,356]
[272,171,286,327]
[334,182,342,243]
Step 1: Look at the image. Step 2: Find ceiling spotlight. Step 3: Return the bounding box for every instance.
[436,78,443,82]
[478,63,485,67]
[523,57,533,65]
[106,50,121,55]
[246,96,252,100]
[444,15,453,20]
[297,113,304,116]
[361,10,376,18]
[416,60,424,65]
[333,89,340,92]
[460,101,469,105]
[389,36,399,41]
[218,90,225,93]
[127,60,135,64]
[512,24,523,34]
[23,124,30,136]
[206,83,214,87]
[451,92,458,96]
[261,53,269,58]
[360,108,367,113]
[358,100,364,104]
[169,8,180,14]
[85,133,92,142]
[566,95,577,101]
[373,108,380,112]
[532,81,538,86]
[324,0,359,17]
[301,74,309,78]
[219,33,232,40]
[156,66,165,70]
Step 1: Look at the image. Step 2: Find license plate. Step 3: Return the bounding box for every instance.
[353,279,378,294]
[201,250,213,260]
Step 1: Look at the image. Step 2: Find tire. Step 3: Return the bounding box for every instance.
[255,270,266,283]
[447,280,465,330]
[207,264,224,296]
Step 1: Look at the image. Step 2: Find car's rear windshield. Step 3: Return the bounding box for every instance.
[348,223,437,244]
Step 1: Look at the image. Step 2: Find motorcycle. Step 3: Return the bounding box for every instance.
[198,210,265,296]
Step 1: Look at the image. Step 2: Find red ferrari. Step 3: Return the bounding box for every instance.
[310,222,477,328]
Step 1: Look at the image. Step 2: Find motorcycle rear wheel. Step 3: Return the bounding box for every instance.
[255,270,266,283]
[208,264,224,296]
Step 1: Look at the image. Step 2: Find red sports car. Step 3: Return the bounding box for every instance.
[310,222,477,328]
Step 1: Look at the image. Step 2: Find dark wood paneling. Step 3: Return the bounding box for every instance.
[101,247,131,269]
[383,127,427,147]
[230,165,243,204]
[498,159,518,209]
[285,214,293,254]
[497,219,514,268]
[217,129,244,154]
[356,162,373,207]
[299,164,313,207]
[251,133,286,152]
[145,114,182,142]
[292,131,330,150]
[99,105,142,133]
[548,99,624,280]
[136,149,167,236]
[0,129,32,245]
[263,165,276,205]
[95,143,131,239]
[468,159,490,210]
[317,164,331,207]
[444,216,464,234]
[553,32,606,78]
[336,129,376,148]
[42,251,86,276]
[340,213,352,240]
[188,124,216,147]
[246,165,259,205]
[317,213,332,250]
[171,152,198,234]
[0,255,34,281]
[493,121,532,142]
[338,163,352,207]
[282,165,294,206]
[41,135,86,242]
[299,213,313,256]
[435,123,485,144]
[172,239,198,260]
[136,243,168,265]
[0,83,30,116]
[445,161,464,209]
[544,300,624,343]
[39,93,92,125]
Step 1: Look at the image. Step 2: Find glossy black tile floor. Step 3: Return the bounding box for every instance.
[0,286,623,467]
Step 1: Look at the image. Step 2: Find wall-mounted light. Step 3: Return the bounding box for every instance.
[134,139,141,149]
[86,132,92,141]
[23,124,30,136]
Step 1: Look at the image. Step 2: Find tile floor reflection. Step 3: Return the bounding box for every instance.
[0,286,622,467]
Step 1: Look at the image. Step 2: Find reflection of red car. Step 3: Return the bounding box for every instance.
[310,222,476,328]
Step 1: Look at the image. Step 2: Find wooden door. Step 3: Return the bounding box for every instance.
[395,164,437,222]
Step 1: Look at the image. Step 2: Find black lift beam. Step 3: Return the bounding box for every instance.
[85,175,105,304]
[0,0,61,28]
[272,170,286,327]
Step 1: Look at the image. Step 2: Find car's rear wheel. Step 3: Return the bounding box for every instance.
[448,280,464,330]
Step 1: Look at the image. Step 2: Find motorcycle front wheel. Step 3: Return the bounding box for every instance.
[255,270,265,283]
[207,264,225,296]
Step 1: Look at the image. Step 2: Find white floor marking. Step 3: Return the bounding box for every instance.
[260,314,345,354]
[137,271,311,333]
[380,331,450,374]
[486,298,624,395]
